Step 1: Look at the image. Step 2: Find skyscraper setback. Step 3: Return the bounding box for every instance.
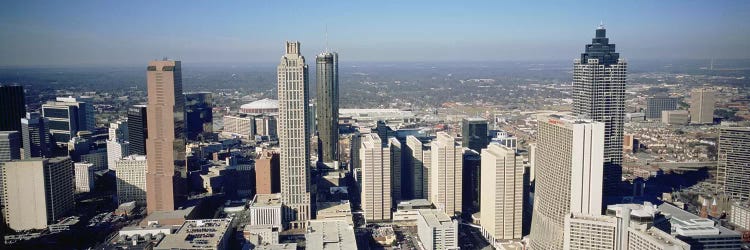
[277,41,312,228]
[316,51,339,163]
[572,24,626,196]
[145,60,187,214]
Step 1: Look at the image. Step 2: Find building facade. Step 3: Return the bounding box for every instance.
[360,133,392,222]
[107,139,130,171]
[0,85,26,132]
[461,117,489,152]
[480,144,524,243]
[406,135,431,200]
[430,132,462,217]
[21,113,52,159]
[646,97,678,119]
[127,105,148,155]
[115,155,147,205]
[185,92,213,141]
[717,127,750,201]
[416,209,459,250]
[74,162,96,193]
[572,25,626,195]
[316,52,339,163]
[145,60,187,214]
[277,41,312,228]
[690,88,715,124]
[256,150,280,194]
[222,114,256,138]
[529,114,605,249]
[0,131,21,161]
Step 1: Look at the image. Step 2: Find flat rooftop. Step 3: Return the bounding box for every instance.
[658,203,740,237]
[305,220,357,250]
[154,218,232,249]
[419,209,453,227]
[251,193,283,207]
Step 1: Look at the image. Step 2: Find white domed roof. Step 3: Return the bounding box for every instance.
[240,98,278,110]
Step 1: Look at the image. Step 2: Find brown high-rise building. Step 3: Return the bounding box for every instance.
[145,60,187,214]
[255,150,280,194]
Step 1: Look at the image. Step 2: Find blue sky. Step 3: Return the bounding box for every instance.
[1,1,748,66]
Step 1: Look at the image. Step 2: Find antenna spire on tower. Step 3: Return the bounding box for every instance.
[324,24,329,53]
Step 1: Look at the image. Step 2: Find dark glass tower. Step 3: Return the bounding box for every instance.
[127,105,147,155]
[21,112,51,159]
[461,117,489,152]
[185,92,213,141]
[316,52,339,163]
[573,24,627,197]
[0,85,26,132]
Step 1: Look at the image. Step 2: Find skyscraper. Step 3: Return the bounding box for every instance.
[277,41,311,228]
[256,150,281,194]
[406,135,431,199]
[529,114,605,249]
[0,131,21,161]
[21,112,51,159]
[646,96,679,119]
[127,105,148,155]
[109,120,128,141]
[430,132,463,217]
[461,117,489,152]
[360,133,392,222]
[316,52,339,163]
[41,100,80,145]
[716,127,750,201]
[0,85,26,133]
[107,139,130,171]
[185,92,213,141]
[116,155,148,206]
[145,60,186,214]
[2,157,75,231]
[689,88,715,124]
[389,137,402,206]
[572,24,626,195]
[480,143,524,243]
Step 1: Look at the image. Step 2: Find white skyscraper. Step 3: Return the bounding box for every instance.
[689,88,716,124]
[406,135,431,200]
[360,133,392,222]
[109,120,128,141]
[277,41,311,228]
[430,132,462,217]
[74,162,96,193]
[115,155,147,205]
[480,143,524,243]
[529,114,605,249]
[107,139,130,171]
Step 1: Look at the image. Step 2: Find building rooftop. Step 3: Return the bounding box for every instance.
[250,193,283,207]
[658,203,740,237]
[607,202,660,219]
[397,199,433,209]
[418,209,453,227]
[154,218,232,250]
[240,98,279,110]
[305,220,357,250]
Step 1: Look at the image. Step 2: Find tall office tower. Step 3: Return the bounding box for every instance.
[127,105,148,155]
[717,127,750,201]
[480,144,524,243]
[256,150,281,194]
[316,52,339,163]
[572,24,626,196]
[42,100,80,145]
[145,60,187,214]
[0,131,21,161]
[116,155,148,205]
[107,139,130,170]
[463,149,481,213]
[0,85,26,132]
[185,92,213,141]
[461,117,489,152]
[360,133,392,222]
[21,113,51,159]
[374,120,394,145]
[277,41,311,228]
[389,137,402,205]
[2,157,75,231]
[689,88,716,124]
[51,96,95,131]
[529,114,605,249]
[109,120,128,141]
[74,162,96,193]
[646,97,679,119]
[430,132,463,217]
[406,135,431,199]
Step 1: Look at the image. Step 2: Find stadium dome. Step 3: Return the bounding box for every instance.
[240,98,279,114]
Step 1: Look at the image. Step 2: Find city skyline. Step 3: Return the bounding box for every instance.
[2,1,750,66]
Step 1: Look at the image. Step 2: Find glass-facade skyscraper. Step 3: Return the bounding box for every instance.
[462,117,489,152]
[127,105,147,155]
[0,85,27,132]
[316,52,339,163]
[572,24,626,197]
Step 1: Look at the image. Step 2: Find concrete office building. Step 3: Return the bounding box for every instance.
[106,139,130,171]
[305,219,357,250]
[360,133,392,222]
[154,218,232,250]
[255,115,278,138]
[249,193,283,229]
[0,85,26,132]
[222,114,256,138]
[0,131,21,161]
[563,213,618,250]
[109,120,128,141]
[480,144,524,243]
[390,137,402,205]
[661,110,690,125]
[657,203,742,249]
[316,51,339,163]
[730,202,750,230]
[256,150,281,194]
[127,105,147,155]
[21,113,51,159]
[42,96,95,145]
[646,97,679,119]
[145,60,187,214]
[2,157,75,231]
[461,117,489,152]
[572,24,627,195]
[115,155,147,205]
[716,127,750,201]
[416,209,458,250]
[690,88,715,124]
[74,162,96,193]
[277,41,312,228]
[430,132,463,217]
[529,114,605,250]
[405,135,432,200]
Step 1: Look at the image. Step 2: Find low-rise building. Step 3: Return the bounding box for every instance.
[243,224,280,247]
[305,219,357,250]
[416,209,458,250]
[730,202,750,230]
[657,203,742,250]
[316,201,353,225]
[249,193,283,228]
[154,218,233,250]
[662,110,690,125]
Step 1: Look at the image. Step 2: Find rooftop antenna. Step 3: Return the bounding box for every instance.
[598,20,605,29]
[324,24,329,53]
